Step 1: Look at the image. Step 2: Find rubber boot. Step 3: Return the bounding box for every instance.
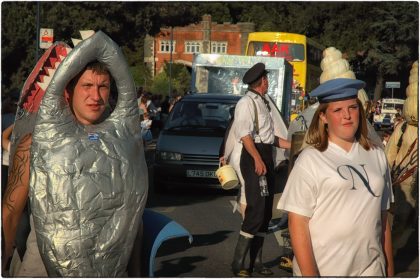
[249,236,273,276]
[231,234,253,277]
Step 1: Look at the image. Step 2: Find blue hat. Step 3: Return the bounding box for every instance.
[243,62,268,84]
[310,78,365,103]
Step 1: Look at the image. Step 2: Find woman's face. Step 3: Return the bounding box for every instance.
[319,98,360,146]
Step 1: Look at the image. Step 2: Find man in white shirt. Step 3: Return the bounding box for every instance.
[229,63,290,277]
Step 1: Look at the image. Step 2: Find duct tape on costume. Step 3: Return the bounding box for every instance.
[25,31,147,276]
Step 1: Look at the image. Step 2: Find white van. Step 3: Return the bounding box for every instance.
[373,98,405,129]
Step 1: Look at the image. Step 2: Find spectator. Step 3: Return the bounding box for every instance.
[140,112,153,145]
[393,113,403,129]
[382,131,391,146]
[169,91,182,113]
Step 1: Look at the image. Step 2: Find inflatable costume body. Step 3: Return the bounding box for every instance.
[10,31,148,277]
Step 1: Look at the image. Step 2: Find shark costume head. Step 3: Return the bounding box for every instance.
[22,31,147,276]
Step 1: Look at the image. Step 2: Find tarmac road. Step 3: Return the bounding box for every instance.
[144,140,418,278]
[145,185,292,278]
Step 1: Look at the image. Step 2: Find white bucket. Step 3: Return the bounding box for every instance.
[216,164,239,190]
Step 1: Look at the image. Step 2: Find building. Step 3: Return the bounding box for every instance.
[144,14,255,77]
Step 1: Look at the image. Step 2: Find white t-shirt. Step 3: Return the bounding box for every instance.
[278,141,393,277]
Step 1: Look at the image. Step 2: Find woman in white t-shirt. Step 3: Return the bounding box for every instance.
[278,78,394,277]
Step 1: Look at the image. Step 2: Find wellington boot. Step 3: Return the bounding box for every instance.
[231,234,252,277]
[249,236,273,276]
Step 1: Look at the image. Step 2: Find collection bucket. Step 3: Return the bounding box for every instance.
[216,164,239,190]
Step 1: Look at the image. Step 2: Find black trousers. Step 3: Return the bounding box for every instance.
[240,143,275,235]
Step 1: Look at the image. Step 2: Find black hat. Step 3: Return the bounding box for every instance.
[310,78,365,103]
[243,62,268,84]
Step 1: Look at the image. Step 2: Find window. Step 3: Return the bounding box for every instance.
[159,40,175,53]
[249,42,304,61]
[185,41,202,54]
[307,43,323,66]
[211,42,227,54]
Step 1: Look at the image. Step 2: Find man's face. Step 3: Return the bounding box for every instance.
[67,69,110,125]
[262,75,269,94]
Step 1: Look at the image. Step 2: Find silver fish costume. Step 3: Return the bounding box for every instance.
[14,31,147,276]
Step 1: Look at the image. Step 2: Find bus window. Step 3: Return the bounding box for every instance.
[250,42,304,61]
[307,43,323,66]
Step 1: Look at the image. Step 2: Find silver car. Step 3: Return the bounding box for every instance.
[153,94,241,192]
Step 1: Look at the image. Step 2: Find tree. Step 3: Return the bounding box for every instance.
[1,2,38,94]
[150,71,170,96]
[1,2,418,101]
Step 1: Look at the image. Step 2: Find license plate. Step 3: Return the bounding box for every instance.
[186,170,216,178]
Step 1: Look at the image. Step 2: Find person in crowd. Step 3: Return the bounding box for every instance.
[393,113,404,129]
[382,131,391,146]
[141,111,153,146]
[139,93,159,117]
[161,95,170,115]
[368,100,376,123]
[139,94,149,115]
[171,102,205,127]
[169,92,182,112]
[227,63,290,277]
[136,86,144,104]
[278,78,394,277]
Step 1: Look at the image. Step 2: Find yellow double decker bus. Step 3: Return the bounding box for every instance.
[246,32,324,113]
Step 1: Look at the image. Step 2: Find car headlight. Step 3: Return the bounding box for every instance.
[158,151,182,161]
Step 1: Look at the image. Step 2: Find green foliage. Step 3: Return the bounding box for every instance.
[150,71,170,96]
[130,65,152,92]
[1,2,37,94]
[149,62,191,96]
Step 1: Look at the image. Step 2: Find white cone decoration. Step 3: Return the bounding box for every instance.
[319,47,369,111]
[385,60,418,208]
[403,61,418,125]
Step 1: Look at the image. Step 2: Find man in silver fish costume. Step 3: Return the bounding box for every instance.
[2,31,147,277]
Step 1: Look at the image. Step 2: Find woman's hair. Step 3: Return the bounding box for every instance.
[306,98,371,152]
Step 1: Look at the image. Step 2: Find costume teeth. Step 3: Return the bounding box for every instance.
[47,68,56,77]
[71,38,82,47]
[72,30,95,47]
[37,80,48,91]
[80,30,95,40]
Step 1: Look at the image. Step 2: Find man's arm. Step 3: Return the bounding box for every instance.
[2,134,32,272]
[288,212,319,276]
[382,210,394,276]
[2,124,14,151]
[241,135,266,176]
[274,136,291,149]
